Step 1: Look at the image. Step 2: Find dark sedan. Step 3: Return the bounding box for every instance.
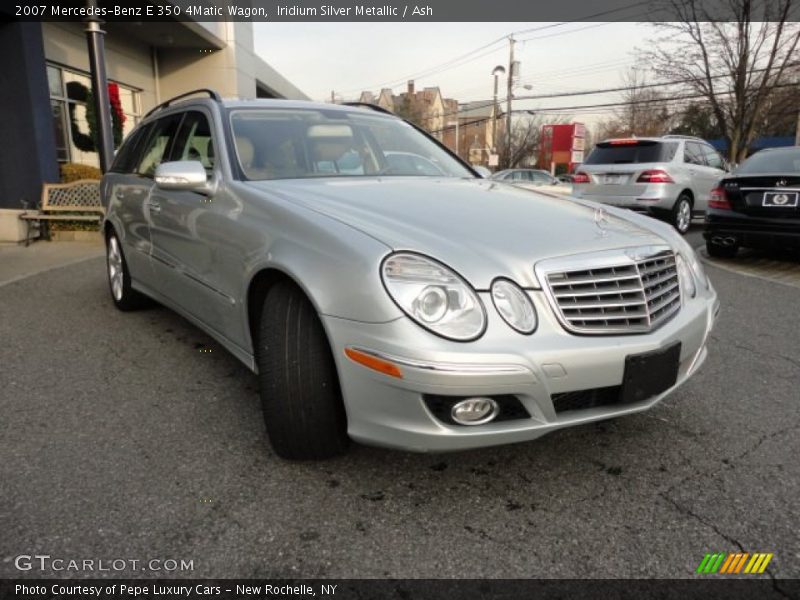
[704,146,800,258]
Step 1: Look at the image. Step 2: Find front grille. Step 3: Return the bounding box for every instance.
[543,249,681,334]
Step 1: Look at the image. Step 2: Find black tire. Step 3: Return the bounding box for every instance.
[671,193,693,234]
[257,281,349,460]
[106,230,150,311]
[706,239,738,259]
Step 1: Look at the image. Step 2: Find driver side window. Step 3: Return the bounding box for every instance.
[173,111,215,173]
[135,114,182,178]
[702,145,724,170]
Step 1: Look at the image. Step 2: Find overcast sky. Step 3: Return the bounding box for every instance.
[253,22,657,130]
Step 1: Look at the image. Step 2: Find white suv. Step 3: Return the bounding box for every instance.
[571,135,728,234]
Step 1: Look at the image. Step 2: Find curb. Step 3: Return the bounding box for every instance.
[0,253,103,289]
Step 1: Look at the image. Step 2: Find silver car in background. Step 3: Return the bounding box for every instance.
[102,91,719,459]
[572,135,728,234]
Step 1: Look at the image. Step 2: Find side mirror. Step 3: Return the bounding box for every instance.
[155,161,215,194]
[473,166,492,178]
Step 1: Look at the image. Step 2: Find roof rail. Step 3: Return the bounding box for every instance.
[144,89,222,119]
[342,102,395,115]
[662,134,705,141]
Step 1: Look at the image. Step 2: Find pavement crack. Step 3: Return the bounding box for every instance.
[659,493,745,552]
[731,421,800,464]
[729,340,800,371]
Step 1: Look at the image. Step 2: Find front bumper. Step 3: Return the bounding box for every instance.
[324,283,719,452]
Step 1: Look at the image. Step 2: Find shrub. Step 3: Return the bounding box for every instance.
[60,162,102,183]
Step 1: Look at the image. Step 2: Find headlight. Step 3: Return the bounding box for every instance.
[675,253,696,299]
[670,235,709,290]
[491,279,537,334]
[381,253,486,341]
[687,251,709,290]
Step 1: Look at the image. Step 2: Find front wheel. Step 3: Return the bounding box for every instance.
[671,194,693,234]
[257,281,349,460]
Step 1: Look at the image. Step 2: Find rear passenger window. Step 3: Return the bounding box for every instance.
[684,142,706,166]
[135,114,182,178]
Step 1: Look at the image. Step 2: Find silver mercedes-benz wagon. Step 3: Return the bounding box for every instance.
[102,90,719,459]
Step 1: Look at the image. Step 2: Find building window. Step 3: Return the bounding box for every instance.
[47,63,141,167]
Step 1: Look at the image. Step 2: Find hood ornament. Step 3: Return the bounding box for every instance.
[775,179,787,187]
[594,206,609,237]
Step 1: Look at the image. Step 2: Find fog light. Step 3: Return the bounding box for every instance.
[450,397,499,426]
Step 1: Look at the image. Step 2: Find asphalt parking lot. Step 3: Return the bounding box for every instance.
[1,229,798,581]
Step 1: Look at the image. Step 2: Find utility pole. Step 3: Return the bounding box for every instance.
[505,35,515,169]
[795,108,800,146]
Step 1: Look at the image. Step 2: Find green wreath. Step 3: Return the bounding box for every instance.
[66,81,125,152]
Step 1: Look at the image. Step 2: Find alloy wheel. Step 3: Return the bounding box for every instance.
[107,236,124,301]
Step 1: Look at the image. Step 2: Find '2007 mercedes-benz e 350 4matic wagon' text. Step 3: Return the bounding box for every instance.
[102,90,719,459]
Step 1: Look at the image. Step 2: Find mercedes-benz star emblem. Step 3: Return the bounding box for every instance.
[773,194,789,205]
[594,207,609,237]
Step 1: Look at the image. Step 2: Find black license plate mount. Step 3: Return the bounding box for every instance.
[620,342,681,404]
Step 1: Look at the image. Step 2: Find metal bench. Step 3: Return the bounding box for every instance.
[20,179,104,245]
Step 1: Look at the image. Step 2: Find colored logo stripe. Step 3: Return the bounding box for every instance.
[721,553,747,574]
[697,552,773,574]
[696,553,726,573]
[745,553,774,574]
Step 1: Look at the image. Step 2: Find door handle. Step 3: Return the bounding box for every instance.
[147,200,161,213]
[115,190,125,199]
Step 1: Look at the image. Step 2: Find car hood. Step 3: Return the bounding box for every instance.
[245,177,668,289]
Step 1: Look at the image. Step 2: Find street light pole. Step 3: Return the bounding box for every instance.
[447,120,460,156]
[84,0,114,173]
[492,65,505,157]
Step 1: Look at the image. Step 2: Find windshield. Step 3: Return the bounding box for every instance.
[584,141,677,165]
[229,108,473,180]
[736,148,800,174]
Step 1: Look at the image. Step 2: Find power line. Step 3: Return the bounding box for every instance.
[514,61,800,103]
[422,61,800,123]
[426,81,800,134]
[339,3,653,95]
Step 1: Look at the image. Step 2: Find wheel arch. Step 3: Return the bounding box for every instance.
[245,266,329,357]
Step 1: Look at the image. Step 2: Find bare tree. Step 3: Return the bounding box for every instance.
[500,112,571,170]
[393,96,425,129]
[642,0,800,161]
[593,68,674,141]
[622,68,674,136]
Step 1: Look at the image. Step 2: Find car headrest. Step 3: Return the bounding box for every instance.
[312,139,352,163]
[236,136,255,168]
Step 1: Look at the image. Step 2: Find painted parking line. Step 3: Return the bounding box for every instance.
[698,246,800,289]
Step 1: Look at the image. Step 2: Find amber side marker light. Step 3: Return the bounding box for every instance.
[345,348,403,379]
